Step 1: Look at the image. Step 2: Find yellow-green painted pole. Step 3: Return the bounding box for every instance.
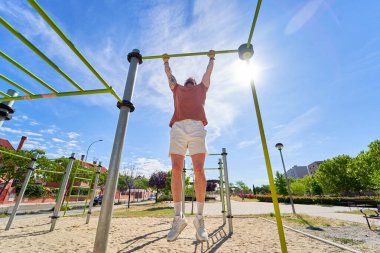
[249,75,288,252]
[247,0,262,48]
[27,0,121,102]
[0,88,112,102]
[0,74,35,95]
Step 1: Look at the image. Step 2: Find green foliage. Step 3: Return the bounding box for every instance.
[235,180,252,193]
[274,172,288,195]
[314,155,355,194]
[290,181,306,195]
[134,176,149,190]
[15,184,45,198]
[310,177,323,195]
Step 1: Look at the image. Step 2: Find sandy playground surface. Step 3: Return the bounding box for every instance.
[0,216,350,253]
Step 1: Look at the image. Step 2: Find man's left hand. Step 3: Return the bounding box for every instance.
[208,50,215,59]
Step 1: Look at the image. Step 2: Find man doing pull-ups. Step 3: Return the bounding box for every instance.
[163,50,215,242]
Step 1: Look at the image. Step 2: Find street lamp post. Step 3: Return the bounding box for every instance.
[85,139,103,163]
[275,143,296,214]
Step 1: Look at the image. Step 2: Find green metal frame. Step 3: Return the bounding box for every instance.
[63,163,96,216]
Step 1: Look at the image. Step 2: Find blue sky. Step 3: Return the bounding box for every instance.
[1,0,379,187]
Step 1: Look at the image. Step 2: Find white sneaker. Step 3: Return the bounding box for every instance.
[193,215,208,242]
[167,215,188,242]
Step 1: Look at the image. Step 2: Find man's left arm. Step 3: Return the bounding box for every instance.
[201,50,215,89]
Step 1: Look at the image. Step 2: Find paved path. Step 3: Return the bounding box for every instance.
[184,200,379,225]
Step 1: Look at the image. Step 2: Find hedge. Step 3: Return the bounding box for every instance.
[238,193,380,206]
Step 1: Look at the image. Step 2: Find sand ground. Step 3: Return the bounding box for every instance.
[0,215,351,253]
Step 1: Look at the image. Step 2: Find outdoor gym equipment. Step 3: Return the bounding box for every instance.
[0,150,76,231]
[0,0,289,252]
[63,161,101,225]
[183,149,232,234]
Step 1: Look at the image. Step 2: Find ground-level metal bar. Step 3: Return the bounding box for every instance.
[142,49,238,60]
[182,162,186,215]
[27,0,121,101]
[0,75,34,95]
[93,49,141,253]
[218,159,226,225]
[0,17,84,91]
[0,50,58,93]
[50,153,75,231]
[0,89,113,102]
[86,162,102,224]
[5,154,38,230]
[0,89,18,127]
[249,76,287,252]
[221,148,233,234]
[247,0,262,48]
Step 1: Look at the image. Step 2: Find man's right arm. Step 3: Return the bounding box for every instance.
[163,54,177,90]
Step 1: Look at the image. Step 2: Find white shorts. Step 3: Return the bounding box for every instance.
[169,119,208,156]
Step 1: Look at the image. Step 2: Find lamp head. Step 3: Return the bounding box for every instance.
[238,43,254,61]
[275,143,284,150]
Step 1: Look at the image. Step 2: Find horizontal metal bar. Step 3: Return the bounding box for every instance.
[74,177,92,181]
[0,17,84,91]
[28,0,121,102]
[142,49,238,60]
[0,88,112,102]
[0,149,31,160]
[0,91,11,97]
[186,168,219,171]
[76,167,95,173]
[72,186,90,189]
[0,51,58,93]
[34,169,64,174]
[247,0,262,48]
[186,153,221,156]
[0,74,35,95]
[69,195,89,198]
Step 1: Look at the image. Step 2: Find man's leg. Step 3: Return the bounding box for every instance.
[167,153,188,242]
[171,154,185,216]
[191,153,208,241]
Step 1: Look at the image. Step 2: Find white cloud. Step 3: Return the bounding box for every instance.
[52,137,66,143]
[24,131,43,137]
[68,132,80,139]
[237,137,259,149]
[0,127,22,134]
[125,157,170,178]
[285,0,324,35]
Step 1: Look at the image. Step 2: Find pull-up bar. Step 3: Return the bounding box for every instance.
[247,0,262,48]
[142,49,238,60]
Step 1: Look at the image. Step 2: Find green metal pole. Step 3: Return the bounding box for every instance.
[249,73,288,253]
[218,159,226,225]
[142,49,238,60]
[27,0,121,102]
[0,18,84,91]
[247,0,262,48]
[0,89,112,102]
[0,51,58,93]
[0,91,11,98]
[0,149,31,160]
[0,75,35,95]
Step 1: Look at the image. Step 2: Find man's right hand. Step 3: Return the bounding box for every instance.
[163,53,170,63]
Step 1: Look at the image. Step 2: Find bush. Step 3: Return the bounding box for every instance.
[16,184,45,198]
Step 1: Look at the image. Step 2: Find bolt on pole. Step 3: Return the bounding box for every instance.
[50,153,75,231]
[86,162,102,224]
[93,49,142,253]
[0,89,18,127]
[221,148,233,234]
[5,154,38,230]
[279,149,296,215]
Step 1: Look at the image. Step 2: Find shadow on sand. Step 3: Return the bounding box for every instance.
[193,224,231,253]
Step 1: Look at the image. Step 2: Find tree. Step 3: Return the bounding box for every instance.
[274,171,288,195]
[310,177,323,195]
[148,171,168,202]
[235,180,251,193]
[290,181,306,195]
[259,185,271,194]
[314,155,356,194]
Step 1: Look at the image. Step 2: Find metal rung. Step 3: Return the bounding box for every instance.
[69,195,89,198]
[74,177,92,181]
[72,186,90,189]
[77,167,95,173]
[34,169,64,174]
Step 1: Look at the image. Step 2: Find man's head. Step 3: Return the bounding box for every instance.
[184,77,196,87]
